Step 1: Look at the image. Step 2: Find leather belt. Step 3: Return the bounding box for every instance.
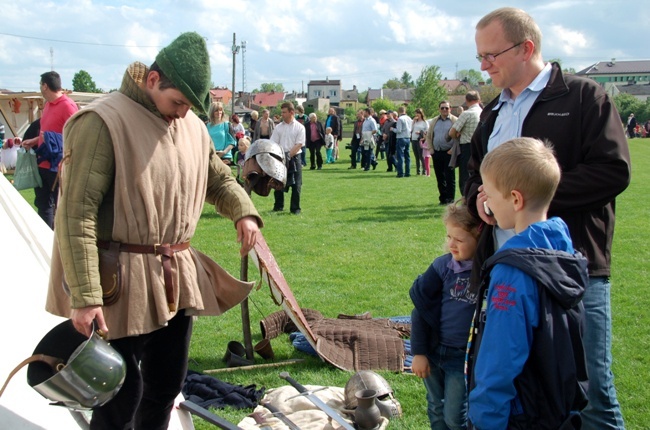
[97,240,191,312]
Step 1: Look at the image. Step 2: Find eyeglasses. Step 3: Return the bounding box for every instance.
[440,107,450,110]
[476,41,524,63]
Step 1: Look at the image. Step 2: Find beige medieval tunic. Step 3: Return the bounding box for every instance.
[47,63,262,340]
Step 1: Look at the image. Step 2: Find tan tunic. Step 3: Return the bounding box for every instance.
[47,63,261,339]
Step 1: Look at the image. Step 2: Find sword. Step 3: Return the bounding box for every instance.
[261,400,301,430]
[279,372,355,430]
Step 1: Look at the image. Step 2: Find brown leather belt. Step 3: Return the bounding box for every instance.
[97,240,190,312]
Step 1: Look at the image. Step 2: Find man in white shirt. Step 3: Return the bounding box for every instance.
[393,105,413,178]
[271,102,306,214]
[448,90,482,195]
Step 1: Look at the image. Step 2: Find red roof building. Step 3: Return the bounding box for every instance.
[253,91,286,108]
[210,88,232,106]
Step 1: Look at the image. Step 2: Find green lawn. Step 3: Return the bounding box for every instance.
[13,139,649,428]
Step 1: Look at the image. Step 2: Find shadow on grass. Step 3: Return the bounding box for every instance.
[336,203,445,222]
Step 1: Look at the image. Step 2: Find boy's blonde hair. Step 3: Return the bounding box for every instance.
[480,137,560,211]
[443,199,481,238]
[326,127,332,133]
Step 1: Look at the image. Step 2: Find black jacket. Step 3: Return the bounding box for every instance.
[465,63,631,278]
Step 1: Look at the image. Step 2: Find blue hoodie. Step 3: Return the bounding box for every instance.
[468,217,588,430]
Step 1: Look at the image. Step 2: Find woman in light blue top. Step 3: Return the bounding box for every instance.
[206,102,236,164]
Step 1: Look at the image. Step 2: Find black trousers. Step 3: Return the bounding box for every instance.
[274,156,302,213]
[410,139,423,174]
[350,140,360,168]
[34,167,59,229]
[90,310,193,430]
[458,143,471,196]
[308,140,324,168]
[433,150,455,204]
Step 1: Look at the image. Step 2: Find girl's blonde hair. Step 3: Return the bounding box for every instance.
[442,198,481,238]
[238,136,251,149]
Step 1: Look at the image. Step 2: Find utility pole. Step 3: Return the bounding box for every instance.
[50,47,54,71]
[241,40,247,94]
[231,33,240,116]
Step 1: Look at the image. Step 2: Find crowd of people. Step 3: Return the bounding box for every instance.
[2,6,632,430]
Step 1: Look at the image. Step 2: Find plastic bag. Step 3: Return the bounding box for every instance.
[13,148,42,190]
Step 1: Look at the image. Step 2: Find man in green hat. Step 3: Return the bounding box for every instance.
[46,32,263,428]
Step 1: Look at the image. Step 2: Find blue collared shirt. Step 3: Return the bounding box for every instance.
[487,63,552,152]
[362,116,377,133]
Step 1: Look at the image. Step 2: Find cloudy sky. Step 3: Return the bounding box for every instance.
[1,0,646,94]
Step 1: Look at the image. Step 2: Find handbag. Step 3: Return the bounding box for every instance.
[13,148,42,190]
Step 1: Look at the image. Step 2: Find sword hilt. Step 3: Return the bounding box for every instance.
[279,371,307,393]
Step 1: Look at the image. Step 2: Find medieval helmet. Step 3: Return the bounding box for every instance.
[27,320,126,410]
[243,139,286,196]
[344,370,402,419]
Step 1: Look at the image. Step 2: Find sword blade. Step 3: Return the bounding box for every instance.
[279,372,355,430]
[261,400,301,430]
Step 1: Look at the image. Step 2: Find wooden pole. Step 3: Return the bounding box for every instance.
[204,359,304,374]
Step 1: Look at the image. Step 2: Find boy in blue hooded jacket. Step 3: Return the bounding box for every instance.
[467,137,588,430]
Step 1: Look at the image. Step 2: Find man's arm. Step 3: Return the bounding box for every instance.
[468,265,539,429]
[205,147,263,237]
[56,112,115,309]
[449,112,467,140]
[56,112,115,336]
[549,91,630,213]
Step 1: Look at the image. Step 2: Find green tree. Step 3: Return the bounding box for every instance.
[457,69,484,85]
[382,78,402,89]
[358,90,368,103]
[411,65,447,119]
[72,70,102,93]
[400,71,414,88]
[344,106,358,124]
[258,83,284,93]
[614,93,644,122]
[477,84,501,105]
[371,98,398,114]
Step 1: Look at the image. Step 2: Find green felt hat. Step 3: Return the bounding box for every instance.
[155,32,211,115]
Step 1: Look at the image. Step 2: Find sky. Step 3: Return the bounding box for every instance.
[1,0,647,94]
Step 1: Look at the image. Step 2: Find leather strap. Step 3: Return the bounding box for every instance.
[97,240,191,312]
[0,354,64,399]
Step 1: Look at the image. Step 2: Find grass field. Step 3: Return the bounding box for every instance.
[13,138,649,428]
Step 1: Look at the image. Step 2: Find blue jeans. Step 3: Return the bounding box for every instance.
[581,277,625,429]
[423,345,468,430]
[395,138,411,177]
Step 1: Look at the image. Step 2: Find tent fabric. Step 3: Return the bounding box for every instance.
[0,174,193,429]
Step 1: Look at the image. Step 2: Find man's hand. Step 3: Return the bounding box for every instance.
[236,216,260,256]
[70,305,108,337]
[411,354,430,379]
[21,136,38,150]
[476,184,497,225]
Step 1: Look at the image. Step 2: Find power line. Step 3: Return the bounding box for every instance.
[0,32,228,48]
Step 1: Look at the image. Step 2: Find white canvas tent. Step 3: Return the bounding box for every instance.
[0,175,193,429]
[0,174,78,429]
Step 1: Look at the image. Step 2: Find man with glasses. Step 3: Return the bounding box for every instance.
[424,101,457,204]
[465,7,630,430]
